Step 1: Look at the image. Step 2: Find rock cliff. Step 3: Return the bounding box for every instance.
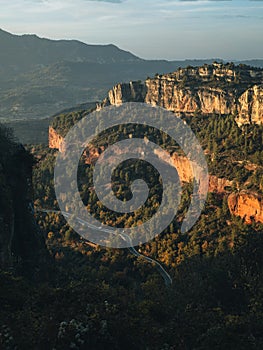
[49,63,263,225]
[49,128,263,224]
[228,191,263,224]
[237,85,263,125]
[49,126,65,151]
[100,63,263,125]
[153,149,233,193]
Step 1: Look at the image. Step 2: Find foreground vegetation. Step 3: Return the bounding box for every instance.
[1,212,263,349]
[0,110,263,349]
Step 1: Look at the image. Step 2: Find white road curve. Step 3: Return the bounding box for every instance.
[37,208,172,287]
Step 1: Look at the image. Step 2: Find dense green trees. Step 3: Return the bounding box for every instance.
[1,109,263,349]
[20,135,263,348]
[1,216,263,349]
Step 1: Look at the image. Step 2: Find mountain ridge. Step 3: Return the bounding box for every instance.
[1,29,263,123]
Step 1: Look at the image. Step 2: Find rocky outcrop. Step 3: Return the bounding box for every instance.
[237,85,263,125]
[154,149,232,193]
[49,126,64,151]
[53,137,232,195]
[48,129,263,224]
[100,63,263,125]
[228,191,263,224]
[49,63,263,226]
[144,81,235,116]
[108,81,147,106]
[209,176,233,194]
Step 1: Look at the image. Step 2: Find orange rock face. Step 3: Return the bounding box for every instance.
[48,128,262,226]
[228,191,263,224]
[49,127,64,152]
[154,149,232,193]
[48,127,233,195]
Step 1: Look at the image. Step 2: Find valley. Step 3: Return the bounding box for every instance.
[0,39,263,350]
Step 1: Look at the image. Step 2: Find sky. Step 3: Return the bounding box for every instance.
[0,0,263,60]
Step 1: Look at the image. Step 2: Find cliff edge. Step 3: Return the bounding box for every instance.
[101,63,263,125]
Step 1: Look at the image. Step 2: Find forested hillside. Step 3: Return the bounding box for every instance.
[1,62,263,349]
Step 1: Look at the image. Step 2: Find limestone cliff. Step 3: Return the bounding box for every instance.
[48,129,263,224]
[49,62,263,225]
[107,81,147,106]
[49,126,64,151]
[71,142,233,195]
[228,191,263,224]
[101,63,263,125]
[237,85,263,125]
[153,149,233,193]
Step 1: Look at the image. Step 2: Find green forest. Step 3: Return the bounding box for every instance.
[0,105,263,349]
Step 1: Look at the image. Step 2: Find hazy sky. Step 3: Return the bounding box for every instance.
[1,0,263,60]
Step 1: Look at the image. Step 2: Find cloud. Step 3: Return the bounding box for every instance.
[86,0,123,2]
[0,0,262,60]
[164,0,259,1]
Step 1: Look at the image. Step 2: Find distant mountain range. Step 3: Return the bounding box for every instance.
[0,28,263,121]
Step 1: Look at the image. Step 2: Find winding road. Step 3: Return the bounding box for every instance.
[37,208,172,287]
